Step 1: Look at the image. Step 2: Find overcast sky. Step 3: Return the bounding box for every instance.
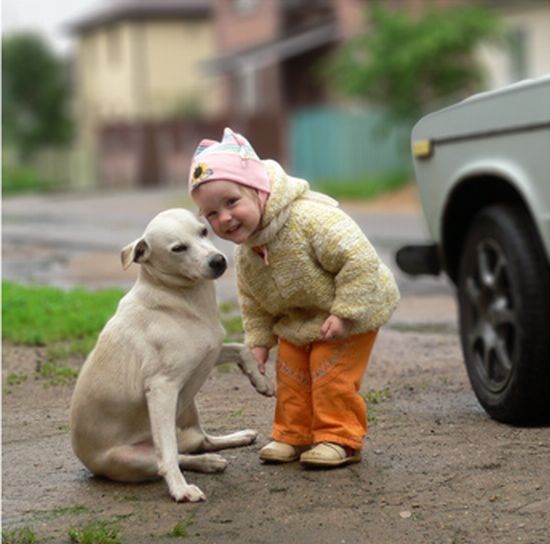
[2,0,103,55]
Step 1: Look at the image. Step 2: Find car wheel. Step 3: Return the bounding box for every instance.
[457,204,549,423]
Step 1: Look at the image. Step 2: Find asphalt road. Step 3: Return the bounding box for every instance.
[2,186,452,302]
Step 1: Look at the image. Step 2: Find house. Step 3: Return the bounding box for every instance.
[67,0,550,188]
[208,0,550,117]
[68,0,220,187]
[206,0,550,182]
[480,0,550,88]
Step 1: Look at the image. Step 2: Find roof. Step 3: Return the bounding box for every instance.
[203,21,341,75]
[67,0,212,34]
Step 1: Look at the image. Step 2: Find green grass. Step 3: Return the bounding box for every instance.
[2,164,61,195]
[313,170,410,200]
[219,300,244,342]
[35,360,80,385]
[1,527,38,544]
[2,281,124,345]
[68,521,121,544]
[168,516,194,538]
[362,388,391,423]
[6,372,28,386]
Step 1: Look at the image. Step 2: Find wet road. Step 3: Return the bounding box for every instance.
[2,186,452,302]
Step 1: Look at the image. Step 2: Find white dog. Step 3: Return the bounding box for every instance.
[70,208,274,503]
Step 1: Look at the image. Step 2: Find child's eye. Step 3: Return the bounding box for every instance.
[206,211,217,220]
[227,198,239,207]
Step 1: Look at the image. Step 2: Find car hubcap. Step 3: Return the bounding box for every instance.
[464,239,518,393]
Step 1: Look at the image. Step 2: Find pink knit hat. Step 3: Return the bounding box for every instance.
[188,128,271,198]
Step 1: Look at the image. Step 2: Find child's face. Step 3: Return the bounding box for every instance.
[192,180,262,244]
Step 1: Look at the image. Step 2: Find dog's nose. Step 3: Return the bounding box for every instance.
[209,254,227,277]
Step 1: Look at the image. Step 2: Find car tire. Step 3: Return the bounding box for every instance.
[457,204,549,423]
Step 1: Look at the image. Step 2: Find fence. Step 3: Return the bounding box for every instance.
[289,106,412,183]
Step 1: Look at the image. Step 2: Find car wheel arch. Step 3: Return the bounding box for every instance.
[440,175,536,283]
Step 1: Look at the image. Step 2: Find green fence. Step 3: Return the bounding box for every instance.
[290,106,412,183]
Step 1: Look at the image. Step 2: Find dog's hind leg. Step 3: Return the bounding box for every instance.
[97,442,160,482]
[178,453,228,473]
[177,400,258,453]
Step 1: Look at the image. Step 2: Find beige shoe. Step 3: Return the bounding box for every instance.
[300,442,361,467]
[259,441,309,463]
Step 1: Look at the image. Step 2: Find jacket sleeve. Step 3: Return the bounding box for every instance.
[308,205,400,328]
[236,257,278,349]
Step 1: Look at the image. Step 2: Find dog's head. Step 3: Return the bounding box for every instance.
[121,209,227,285]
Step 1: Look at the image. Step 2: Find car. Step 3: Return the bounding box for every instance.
[396,75,550,424]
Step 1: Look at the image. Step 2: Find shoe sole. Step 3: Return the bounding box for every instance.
[260,454,301,463]
[300,453,362,467]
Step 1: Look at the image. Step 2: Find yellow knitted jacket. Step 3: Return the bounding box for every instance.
[235,160,400,348]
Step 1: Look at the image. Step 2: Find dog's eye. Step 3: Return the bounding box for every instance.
[200,228,208,238]
[171,244,188,253]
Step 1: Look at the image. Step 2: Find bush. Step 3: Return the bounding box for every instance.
[2,164,60,195]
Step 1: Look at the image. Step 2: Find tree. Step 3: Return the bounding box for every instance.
[325,4,501,124]
[2,32,73,158]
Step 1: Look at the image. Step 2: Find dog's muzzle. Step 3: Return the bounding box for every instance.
[208,254,227,278]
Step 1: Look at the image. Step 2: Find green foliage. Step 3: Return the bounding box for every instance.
[2,32,73,157]
[325,4,501,123]
[168,516,194,538]
[35,360,79,385]
[219,300,245,341]
[68,521,121,544]
[6,372,28,386]
[362,387,391,405]
[2,281,124,345]
[362,387,391,423]
[314,170,410,200]
[1,527,38,544]
[2,164,61,194]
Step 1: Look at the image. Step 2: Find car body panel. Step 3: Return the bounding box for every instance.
[410,75,550,261]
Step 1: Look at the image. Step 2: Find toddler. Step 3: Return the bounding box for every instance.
[189,128,399,467]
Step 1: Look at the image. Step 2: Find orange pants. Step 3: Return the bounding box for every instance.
[272,330,378,451]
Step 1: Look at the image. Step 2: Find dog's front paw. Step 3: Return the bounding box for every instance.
[253,374,276,397]
[237,347,276,397]
[172,484,206,503]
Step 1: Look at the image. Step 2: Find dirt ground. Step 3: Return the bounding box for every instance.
[2,186,549,543]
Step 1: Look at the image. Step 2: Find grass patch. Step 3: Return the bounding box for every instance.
[2,281,124,345]
[168,516,194,538]
[68,521,121,544]
[362,388,391,423]
[6,372,28,386]
[35,360,79,385]
[2,527,38,544]
[219,300,244,342]
[2,164,61,195]
[313,171,410,201]
[363,387,391,405]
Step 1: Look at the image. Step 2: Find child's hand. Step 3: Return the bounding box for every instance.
[320,315,353,341]
[251,346,270,375]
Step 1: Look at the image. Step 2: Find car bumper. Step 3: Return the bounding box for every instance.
[395,244,441,276]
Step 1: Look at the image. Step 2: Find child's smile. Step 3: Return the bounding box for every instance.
[192,180,262,244]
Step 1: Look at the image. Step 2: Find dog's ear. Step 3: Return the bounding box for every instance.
[121,238,151,270]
